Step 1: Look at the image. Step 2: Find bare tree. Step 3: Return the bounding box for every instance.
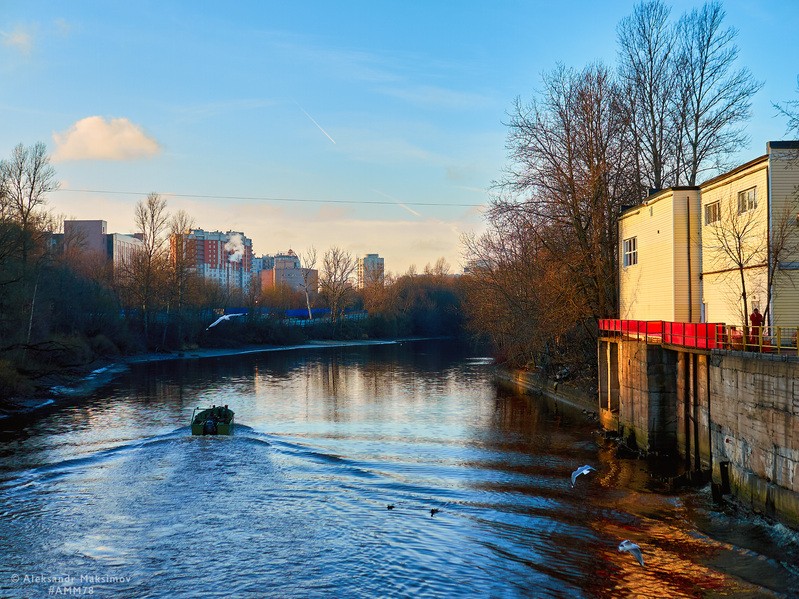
[423,257,450,278]
[674,2,762,185]
[168,209,195,345]
[297,246,318,320]
[774,76,799,137]
[362,269,395,316]
[319,246,355,323]
[498,63,636,320]
[0,142,59,269]
[617,0,679,191]
[125,192,170,343]
[763,202,799,324]
[463,209,590,369]
[136,193,170,260]
[703,195,766,327]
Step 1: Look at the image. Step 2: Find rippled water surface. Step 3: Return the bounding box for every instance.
[1,340,797,598]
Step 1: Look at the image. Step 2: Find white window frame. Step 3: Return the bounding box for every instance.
[623,237,637,267]
[737,187,757,214]
[705,201,721,225]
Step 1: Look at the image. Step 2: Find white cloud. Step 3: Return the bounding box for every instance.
[52,116,161,161]
[1,28,33,55]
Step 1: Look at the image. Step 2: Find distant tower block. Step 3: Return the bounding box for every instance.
[357,253,384,289]
[170,229,254,290]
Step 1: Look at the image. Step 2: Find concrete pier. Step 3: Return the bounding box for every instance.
[599,337,799,529]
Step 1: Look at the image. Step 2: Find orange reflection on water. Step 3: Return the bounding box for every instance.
[587,495,769,598]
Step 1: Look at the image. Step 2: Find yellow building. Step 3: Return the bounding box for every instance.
[619,187,702,322]
[619,141,799,328]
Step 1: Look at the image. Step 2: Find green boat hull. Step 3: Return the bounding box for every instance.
[191,421,234,436]
[191,407,235,436]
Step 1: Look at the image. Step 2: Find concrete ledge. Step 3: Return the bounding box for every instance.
[727,464,799,530]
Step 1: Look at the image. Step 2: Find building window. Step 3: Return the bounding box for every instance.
[737,187,757,213]
[705,201,721,224]
[623,237,637,267]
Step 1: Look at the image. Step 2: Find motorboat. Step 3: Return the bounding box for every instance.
[191,405,234,435]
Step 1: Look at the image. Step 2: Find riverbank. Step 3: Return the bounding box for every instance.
[0,338,441,420]
[493,367,597,413]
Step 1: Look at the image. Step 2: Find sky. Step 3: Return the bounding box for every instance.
[2,1,798,275]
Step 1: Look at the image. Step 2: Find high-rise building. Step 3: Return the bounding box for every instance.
[252,255,270,276]
[173,229,254,290]
[357,253,384,289]
[260,249,317,295]
[63,219,143,272]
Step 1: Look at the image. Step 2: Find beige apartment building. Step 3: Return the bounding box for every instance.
[63,219,144,273]
[618,187,702,322]
[259,250,318,295]
[618,141,799,328]
[357,254,384,289]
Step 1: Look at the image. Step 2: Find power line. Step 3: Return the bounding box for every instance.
[55,188,486,208]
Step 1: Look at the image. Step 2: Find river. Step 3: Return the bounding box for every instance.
[1,340,797,598]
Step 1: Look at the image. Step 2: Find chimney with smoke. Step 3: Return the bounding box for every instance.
[225,233,245,263]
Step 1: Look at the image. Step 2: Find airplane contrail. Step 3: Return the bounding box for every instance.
[371,189,422,217]
[295,102,336,145]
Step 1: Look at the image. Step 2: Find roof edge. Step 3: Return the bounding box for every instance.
[768,140,799,151]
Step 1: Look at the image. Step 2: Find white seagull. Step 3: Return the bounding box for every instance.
[206,313,246,330]
[618,540,645,566]
[570,464,596,487]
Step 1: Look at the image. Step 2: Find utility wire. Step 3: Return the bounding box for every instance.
[55,188,486,208]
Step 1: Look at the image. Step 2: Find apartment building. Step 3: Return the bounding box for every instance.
[173,229,254,291]
[259,249,318,295]
[357,253,384,289]
[618,141,799,328]
[62,219,144,272]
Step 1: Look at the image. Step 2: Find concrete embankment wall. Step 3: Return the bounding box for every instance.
[493,369,596,413]
[604,339,679,454]
[709,352,799,528]
[599,337,799,529]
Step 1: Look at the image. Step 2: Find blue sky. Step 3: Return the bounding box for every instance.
[2,1,797,274]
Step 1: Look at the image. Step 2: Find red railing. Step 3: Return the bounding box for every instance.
[599,319,724,349]
[599,319,663,342]
[599,319,799,354]
[663,321,725,349]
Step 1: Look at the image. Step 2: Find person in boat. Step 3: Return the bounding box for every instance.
[201,405,217,434]
[203,413,218,435]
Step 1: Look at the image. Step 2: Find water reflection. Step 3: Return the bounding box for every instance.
[0,340,796,598]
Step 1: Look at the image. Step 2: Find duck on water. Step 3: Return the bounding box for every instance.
[191,405,235,435]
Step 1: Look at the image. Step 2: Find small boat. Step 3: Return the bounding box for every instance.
[191,405,235,435]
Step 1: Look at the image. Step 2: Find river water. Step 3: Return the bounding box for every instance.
[0,340,797,598]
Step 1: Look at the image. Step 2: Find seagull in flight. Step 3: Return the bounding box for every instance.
[618,540,645,566]
[571,465,596,487]
[206,313,245,330]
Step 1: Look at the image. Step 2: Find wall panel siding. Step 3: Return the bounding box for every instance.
[671,189,702,322]
[620,145,799,329]
[700,160,769,327]
[770,148,799,327]
[619,192,677,320]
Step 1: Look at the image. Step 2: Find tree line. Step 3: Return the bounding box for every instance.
[0,147,465,400]
[460,0,793,379]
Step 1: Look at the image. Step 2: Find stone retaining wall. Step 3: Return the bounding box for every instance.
[709,351,799,527]
[600,337,799,529]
